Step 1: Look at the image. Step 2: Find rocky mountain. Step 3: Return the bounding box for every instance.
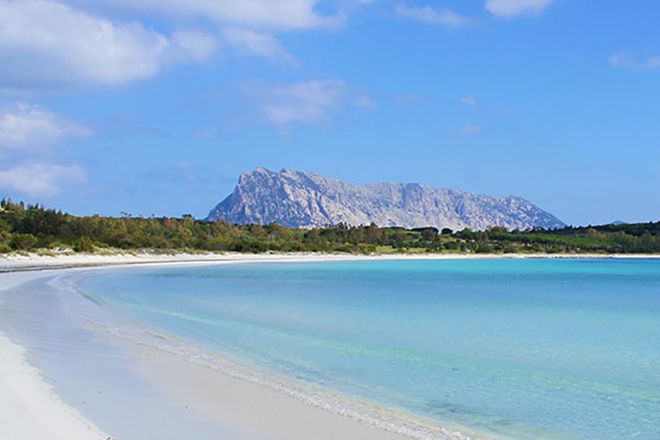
[207,168,565,231]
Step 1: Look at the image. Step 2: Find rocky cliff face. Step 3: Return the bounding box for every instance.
[207,168,565,230]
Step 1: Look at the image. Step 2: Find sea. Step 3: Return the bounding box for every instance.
[75,258,660,439]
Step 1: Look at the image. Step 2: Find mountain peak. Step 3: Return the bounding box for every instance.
[207,168,565,230]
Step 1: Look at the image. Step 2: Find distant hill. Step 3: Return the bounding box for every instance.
[207,168,566,231]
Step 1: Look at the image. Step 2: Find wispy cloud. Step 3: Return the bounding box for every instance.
[145,161,210,184]
[144,161,235,193]
[170,29,219,62]
[395,3,469,28]
[609,52,660,71]
[254,79,349,126]
[461,123,482,135]
[354,94,376,109]
[93,0,343,30]
[0,162,86,197]
[224,28,297,65]
[0,102,90,150]
[0,0,218,89]
[485,0,555,18]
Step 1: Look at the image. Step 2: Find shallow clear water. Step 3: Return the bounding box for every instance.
[77,259,660,439]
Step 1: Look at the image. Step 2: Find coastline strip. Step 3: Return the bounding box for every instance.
[3,251,660,275]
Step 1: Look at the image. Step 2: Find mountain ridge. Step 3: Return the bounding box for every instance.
[207,168,565,231]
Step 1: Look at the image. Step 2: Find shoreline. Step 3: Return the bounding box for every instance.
[0,253,657,440]
[0,254,486,440]
[0,331,108,440]
[2,250,660,274]
[0,270,108,440]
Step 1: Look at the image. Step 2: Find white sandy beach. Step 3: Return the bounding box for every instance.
[0,270,107,440]
[0,253,437,440]
[0,332,107,440]
[1,252,658,440]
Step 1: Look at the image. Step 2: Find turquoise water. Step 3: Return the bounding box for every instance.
[77,259,660,439]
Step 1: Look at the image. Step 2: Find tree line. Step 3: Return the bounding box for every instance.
[1,199,659,254]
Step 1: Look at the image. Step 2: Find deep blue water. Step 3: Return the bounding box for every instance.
[77,259,660,439]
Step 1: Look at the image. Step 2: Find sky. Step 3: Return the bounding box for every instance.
[0,0,659,226]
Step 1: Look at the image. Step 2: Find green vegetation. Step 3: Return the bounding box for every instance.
[1,199,659,254]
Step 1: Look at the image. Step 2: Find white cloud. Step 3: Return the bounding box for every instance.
[460,96,478,107]
[93,0,341,30]
[171,29,219,62]
[485,0,554,17]
[609,52,660,70]
[256,80,348,125]
[0,103,90,150]
[395,3,469,27]
[0,0,218,89]
[224,29,296,64]
[0,163,86,197]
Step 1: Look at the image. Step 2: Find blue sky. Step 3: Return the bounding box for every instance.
[0,0,658,225]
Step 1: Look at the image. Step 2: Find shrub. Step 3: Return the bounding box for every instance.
[10,233,38,250]
[73,237,95,253]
